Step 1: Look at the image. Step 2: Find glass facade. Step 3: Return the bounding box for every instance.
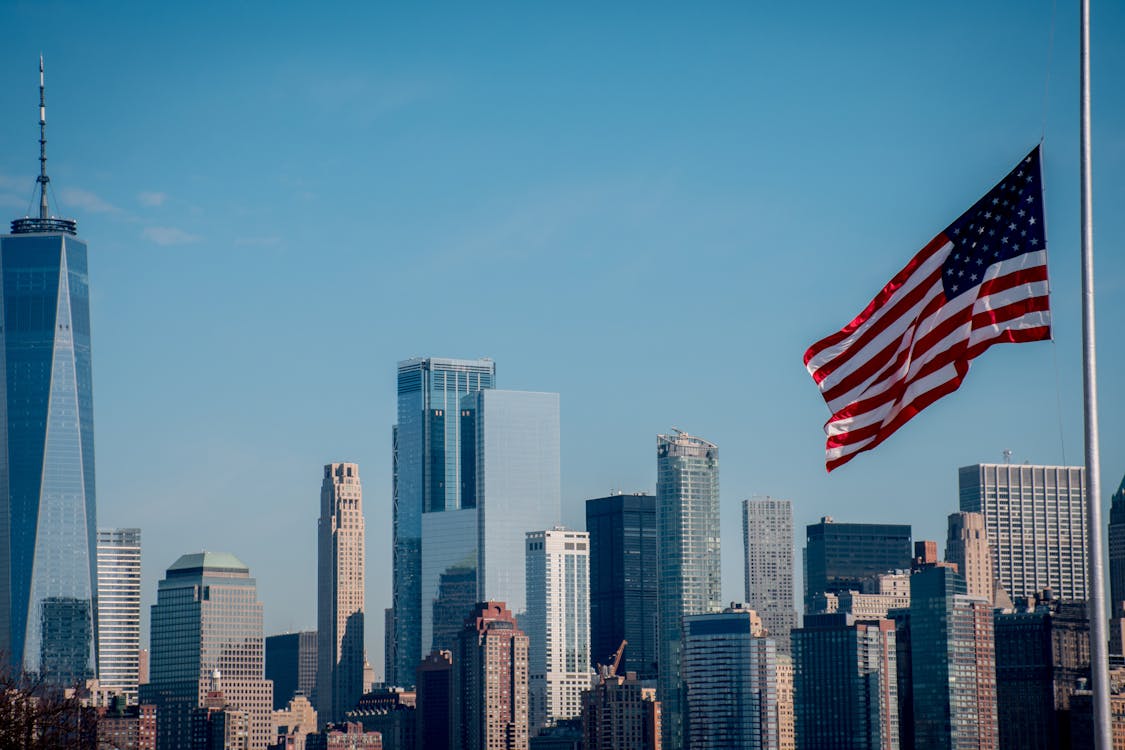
[265,630,317,710]
[392,357,494,685]
[959,463,1088,600]
[656,431,720,750]
[97,528,141,702]
[803,519,912,613]
[0,230,97,682]
[421,507,478,654]
[468,389,561,617]
[586,493,659,680]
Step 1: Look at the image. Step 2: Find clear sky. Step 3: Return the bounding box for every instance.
[2,2,1123,678]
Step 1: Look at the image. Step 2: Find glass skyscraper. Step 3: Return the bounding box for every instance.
[392,357,494,686]
[1,98,97,681]
[657,431,720,750]
[803,518,912,613]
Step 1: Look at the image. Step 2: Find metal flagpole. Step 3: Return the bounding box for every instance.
[1079,0,1111,746]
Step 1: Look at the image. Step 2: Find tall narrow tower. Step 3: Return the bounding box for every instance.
[97,528,142,702]
[318,462,365,722]
[0,58,97,683]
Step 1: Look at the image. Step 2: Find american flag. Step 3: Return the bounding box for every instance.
[804,146,1051,472]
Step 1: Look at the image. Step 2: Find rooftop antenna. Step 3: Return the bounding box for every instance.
[37,55,49,221]
[1003,449,1013,464]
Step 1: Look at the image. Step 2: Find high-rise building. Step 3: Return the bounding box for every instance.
[0,60,98,684]
[908,565,997,750]
[776,655,795,750]
[656,431,720,750]
[525,527,592,730]
[792,613,899,750]
[683,606,779,750]
[459,601,529,750]
[743,498,798,652]
[266,631,317,710]
[1109,475,1125,616]
[582,661,662,750]
[586,492,658,680]
[97,528,142,702]
[803,518,912,613]
[945,512,993,601]
[958,463,1088,600]
[392,357,495,686]
[318,463,365,723]
[994,597,1090,749]
[140,552,273,750]
[416,650,457,750]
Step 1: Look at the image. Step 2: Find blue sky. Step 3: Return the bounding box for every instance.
[2,2,1123,676]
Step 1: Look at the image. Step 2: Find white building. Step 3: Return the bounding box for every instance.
[96,528,141,702]
[525,527,593,730]
[742,498,797,652]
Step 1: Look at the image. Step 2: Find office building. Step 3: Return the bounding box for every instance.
[459,601,529,750]
[994,597,1090,749]
[582,657,662,750]
[0,61,97,683]
[776,655,795,750]
[945,512,993,601]
[140,552,273,750]
[743,498,798,652]
[266,631,318,710]
[656,431,720,750]
[803,518,912,613]
[525,527,593,730]
[909,565,997,750]
[683,606,779,749]
[792,613,899,750]
[416,650,457,750]
[97,528,142,702]
[1110,475,1125,616]
[586,492,658,679]
[959,463,1088,600]
[392,357,495,685]
[319,463,365,722]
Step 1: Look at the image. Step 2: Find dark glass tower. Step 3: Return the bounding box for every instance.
[0,59,97,683]
[1109,475,1125,614]
[585,492,658,679]
[391,357,494,686]
[803,518,911,613]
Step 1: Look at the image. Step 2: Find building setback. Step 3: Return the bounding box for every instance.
[959,463,1088,600]
[459,601,529,750]
[319,463,365,723]
[803,519,912,614]
[793,613,899,750]
[683,607,779,750]
[586,492,659,680]
[945,512,993,602]
[97,528,142,703]
[525,527,593,730]
[656,431,720,750]
[743,498,798,653]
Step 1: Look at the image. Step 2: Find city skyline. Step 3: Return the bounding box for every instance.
[1,3,1124,679]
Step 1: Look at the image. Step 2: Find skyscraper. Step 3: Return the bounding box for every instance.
[525,527,592,730]
[416,650,458,750]
[140,552,273,750]
[743,497,798,652]
[908,565,997,750]
[1108,475,1125,614]
[586,492,658,680]
[683,606,779,750]
[97,528,142,702]
[944,512,993,601]
[803,518,912,613]
[656,431,720,750]
[393,357,495,685]
[459,601,529,750]
[0,59,98,684]
[318,462,365,723]
[958,463,1088,600]
[265,631,317,710]
[792,613,899,750]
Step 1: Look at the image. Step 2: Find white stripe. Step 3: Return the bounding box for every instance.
[805,241,951,375]
[819,254,1047,411]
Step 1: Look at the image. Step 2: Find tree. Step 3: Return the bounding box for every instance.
[0,664,97,750]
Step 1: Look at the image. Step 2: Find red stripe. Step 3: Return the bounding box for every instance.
[824,323,1051,471]
[804,234,949,368]
[977,263,1048,298]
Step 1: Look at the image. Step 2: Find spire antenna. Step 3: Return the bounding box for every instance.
[37,55,49,221]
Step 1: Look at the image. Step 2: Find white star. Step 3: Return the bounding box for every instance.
[1031,238,1039,246]
[1013,243,1020,251]
[958,270,964,277]
[952,284,959,291]
[1026,195,1035,203]
[989,229,996,236]
[1029,217,1036,225]
[1002,237,1009,244]
[1009,223,1017,231]
[992,198,1000,205]
[976,258,984,265]
[1018,209,1026,217]
[971,273,979,281]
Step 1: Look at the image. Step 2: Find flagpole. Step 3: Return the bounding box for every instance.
[1079,0,1110,745]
